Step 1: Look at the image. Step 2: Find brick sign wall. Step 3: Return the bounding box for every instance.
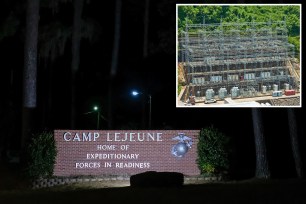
[54,130,200,176]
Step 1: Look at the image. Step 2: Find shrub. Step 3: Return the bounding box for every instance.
[197,126,230,175]
[288,36,300,61]
[26,131,57,179]
[178,83,182,95]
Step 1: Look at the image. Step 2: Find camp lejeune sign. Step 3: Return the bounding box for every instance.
[54,130,200,176]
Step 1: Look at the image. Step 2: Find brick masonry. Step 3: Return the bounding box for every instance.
[54,130,201,176]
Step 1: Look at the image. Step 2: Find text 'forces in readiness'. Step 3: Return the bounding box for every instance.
[62,131,163,142]
[76,149,149,169]
[75,162,150,169]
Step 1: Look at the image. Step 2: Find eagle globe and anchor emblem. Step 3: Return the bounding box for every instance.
[171,133,193,158]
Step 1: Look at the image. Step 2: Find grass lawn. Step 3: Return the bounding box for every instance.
[0,179,305,204]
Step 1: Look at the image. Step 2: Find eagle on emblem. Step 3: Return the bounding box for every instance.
[171,133,193,158]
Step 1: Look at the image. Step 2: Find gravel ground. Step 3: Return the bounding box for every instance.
[271,96,300,106]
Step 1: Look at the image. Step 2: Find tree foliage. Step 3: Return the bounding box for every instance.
[178,5,300,60]
[178,5,300,37]
[197,126,230,175]
[26,131,57,179]
[288,36,300,61]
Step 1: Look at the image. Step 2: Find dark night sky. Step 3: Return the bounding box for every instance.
[0,0,305,179]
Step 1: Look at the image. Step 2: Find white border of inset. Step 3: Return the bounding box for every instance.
[176,4,302,108]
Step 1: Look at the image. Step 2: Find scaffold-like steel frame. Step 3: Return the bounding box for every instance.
[179,19,299,101]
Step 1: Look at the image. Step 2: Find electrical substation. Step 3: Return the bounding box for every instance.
[178,19,300,106]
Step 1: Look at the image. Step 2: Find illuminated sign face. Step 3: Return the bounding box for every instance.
[54,130,200,176]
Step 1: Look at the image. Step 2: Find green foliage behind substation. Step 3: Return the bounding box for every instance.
[178,5,300,59]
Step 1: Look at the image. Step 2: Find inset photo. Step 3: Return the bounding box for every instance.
[176,4,301,107]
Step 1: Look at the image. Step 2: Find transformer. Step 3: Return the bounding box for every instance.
[205,89,215,100]
[231,87,240,98]
[218,88,227,99]
[262,85,267,94]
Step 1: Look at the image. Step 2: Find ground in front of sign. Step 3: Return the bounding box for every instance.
[1,179,305,204]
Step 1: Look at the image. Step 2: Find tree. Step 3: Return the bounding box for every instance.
[252,108,270,179]
[108,0,122,129]
[143,0,149,58]
[21,0,40,153]
[38,1,101,129]
[71,0,84,128]
[287,108,304,178]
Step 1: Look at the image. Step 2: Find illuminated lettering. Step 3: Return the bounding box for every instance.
[114,133,120,141]
[93,132,100,141]
[157,133,162,141]
[86,153,140,160]
[105,132,163,142]
[82,132,91,141]
[130,133,135,141]
[73,133,81,142]
[147,133,154,141]
[122,133,128,141]
[63,132,71,141]
[97,145,116,150]
[137,133,145,141]
[75,162,100,168]
[63,132,100,142]
[107,133,112,141]
[64,132,162,142]
[115,162,150,168]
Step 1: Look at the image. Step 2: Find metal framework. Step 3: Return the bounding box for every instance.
[179,19,298,100]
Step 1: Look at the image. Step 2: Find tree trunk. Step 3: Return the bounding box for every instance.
[21,0,40,152]
[108,0,122,129]
[252,108,270,179]
[287,108,304,178]
[143,0,149,58]
[71,0,83,128]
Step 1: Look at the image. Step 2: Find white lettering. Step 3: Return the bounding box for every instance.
[63,132,163,142]
[82,133,91,141]
[122,133,128,142]
[157,133,163,141]
[114,133,120,141]
[137,133,145,141]
[73,133,81,142]
[85,153,140,160]
[114,162,150,168]
[97,145,116,150]
[63,132,71,141]
[130,133,135,141]
[75,162,100,168]
[107,133,112,141]
[93,132,99,141]
[120,145,129,150]
[147,133,154,141]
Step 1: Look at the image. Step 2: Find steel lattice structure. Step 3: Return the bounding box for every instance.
[179,19,298,101]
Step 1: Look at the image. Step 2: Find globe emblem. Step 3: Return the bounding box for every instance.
[171,133,193,158]
[172,142,188,157]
